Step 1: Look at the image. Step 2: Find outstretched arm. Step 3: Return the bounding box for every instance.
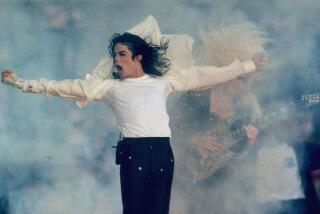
[165,52,267,91]
[2,70,113,106]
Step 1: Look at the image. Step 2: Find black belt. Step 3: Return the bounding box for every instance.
[121,137,170,144]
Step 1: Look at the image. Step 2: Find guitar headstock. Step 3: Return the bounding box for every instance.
[301,93,320,107]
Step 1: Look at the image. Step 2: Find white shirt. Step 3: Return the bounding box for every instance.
[256,142,305,202]
[21,60,255,137]
[19,15,257,137]
[105,75,172,137]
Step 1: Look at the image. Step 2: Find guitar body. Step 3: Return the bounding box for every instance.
[186,114,250,182]
[186,91,320,181]
[185,93,319,182]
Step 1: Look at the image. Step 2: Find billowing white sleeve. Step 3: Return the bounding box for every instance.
[127,15,162,45]
[164,59,256,91]
[22,78,114,107]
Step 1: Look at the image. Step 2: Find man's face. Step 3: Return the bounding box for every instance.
[113,43,142,79]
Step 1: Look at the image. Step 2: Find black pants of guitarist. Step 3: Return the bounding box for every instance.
[117,137,174,214]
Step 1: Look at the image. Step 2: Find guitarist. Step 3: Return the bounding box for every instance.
[190,77,261,159]
[168,22,269,213]
[172,76,263,214]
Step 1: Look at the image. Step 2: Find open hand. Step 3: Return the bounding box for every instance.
[252,52,268,70]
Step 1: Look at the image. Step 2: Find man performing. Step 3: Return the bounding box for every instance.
[1,16,267,214]
[169,22,268,213]
[182,76,262,213]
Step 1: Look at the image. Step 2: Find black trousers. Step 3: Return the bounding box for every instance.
[116,137,174,214]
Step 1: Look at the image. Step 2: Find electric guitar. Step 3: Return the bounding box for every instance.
[186,94,320,182]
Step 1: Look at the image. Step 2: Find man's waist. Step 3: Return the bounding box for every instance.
[120,137,170,145]
[118,125,171,139]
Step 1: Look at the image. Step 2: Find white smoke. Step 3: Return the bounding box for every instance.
[1,0,320,213]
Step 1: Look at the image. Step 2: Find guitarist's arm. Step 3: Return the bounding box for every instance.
[189,123,259,158]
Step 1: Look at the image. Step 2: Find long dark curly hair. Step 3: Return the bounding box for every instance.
[108,32,171,76]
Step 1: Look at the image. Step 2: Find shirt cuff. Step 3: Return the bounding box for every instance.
[242,60,256,74]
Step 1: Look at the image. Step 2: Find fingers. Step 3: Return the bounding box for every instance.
[200,136,222,152]
[2,69,13,76]
[244,125,259,144]
[252,52,268,69]
[206,138,222,150]
[2,70,13,82]
[191,134,222,152]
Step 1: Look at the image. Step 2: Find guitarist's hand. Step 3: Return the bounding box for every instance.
[191,133,222,157]
[243,125,259,144]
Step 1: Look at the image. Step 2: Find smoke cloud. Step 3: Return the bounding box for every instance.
[1,0,319,213]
